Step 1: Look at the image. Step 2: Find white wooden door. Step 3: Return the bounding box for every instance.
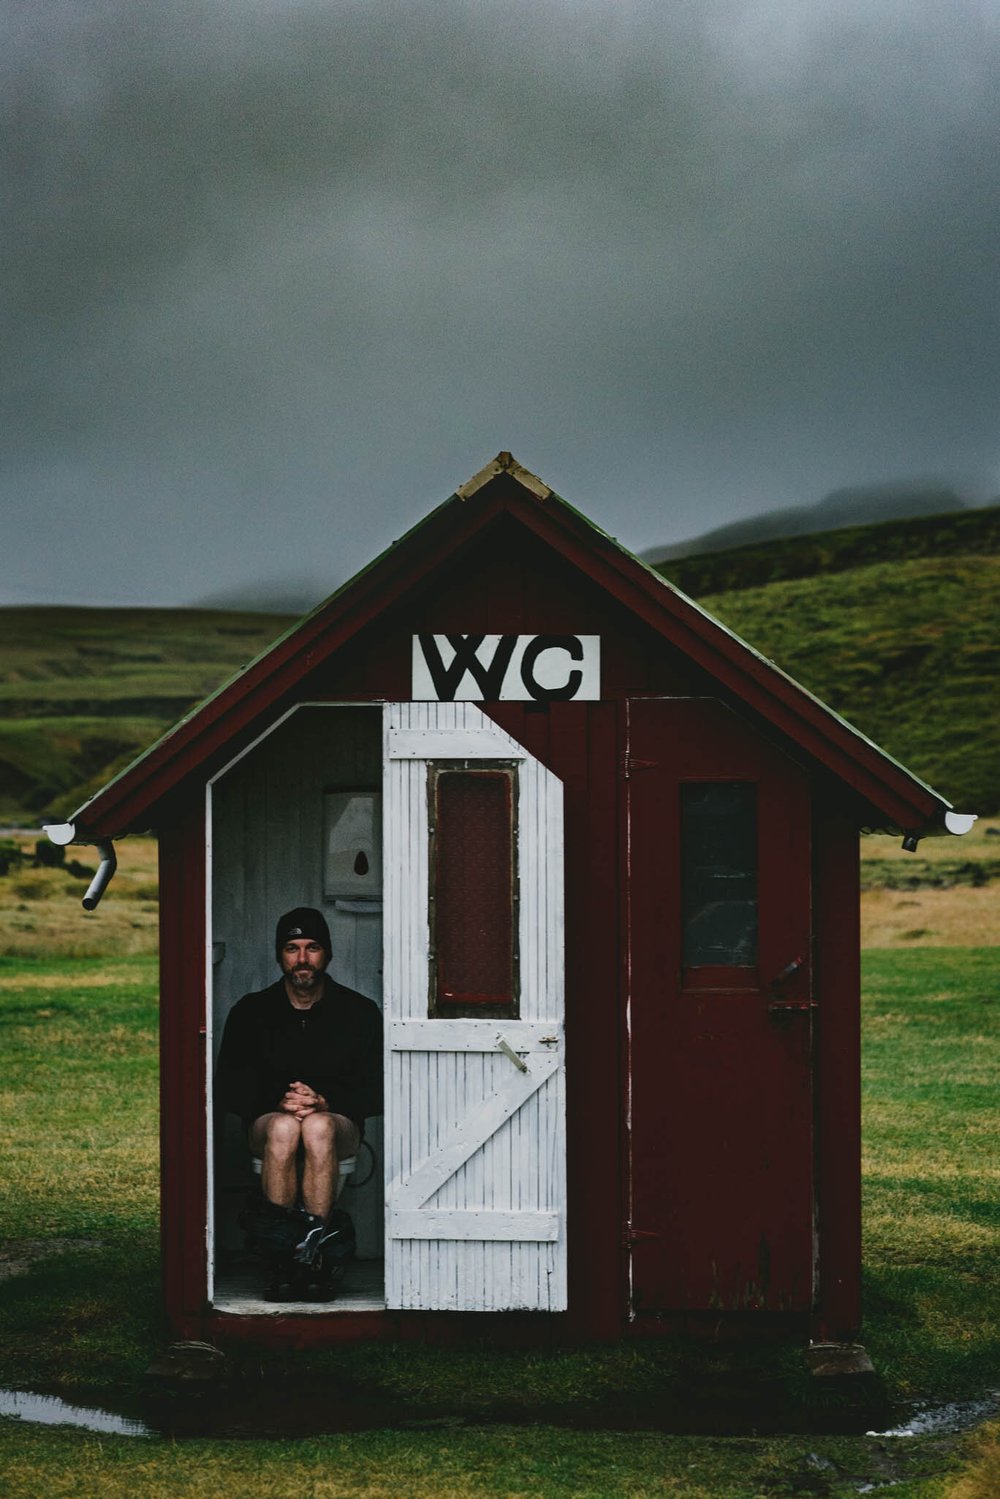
[383,702,566,1311]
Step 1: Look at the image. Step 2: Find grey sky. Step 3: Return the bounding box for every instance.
[4,0,999,608]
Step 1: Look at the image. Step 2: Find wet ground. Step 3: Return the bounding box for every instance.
[2,1377,998,1498]
[0,1387,153,1438]
[3,1374,996,1443]
[866,1395,1000,1440]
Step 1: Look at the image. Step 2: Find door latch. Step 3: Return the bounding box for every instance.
[497,1036,528,1072]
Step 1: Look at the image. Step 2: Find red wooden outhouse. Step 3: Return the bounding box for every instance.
[55,454,973,1349]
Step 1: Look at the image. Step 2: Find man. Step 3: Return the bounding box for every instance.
[215,906,382,1275]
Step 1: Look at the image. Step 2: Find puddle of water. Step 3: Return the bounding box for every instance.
[866,1394,1000,1439]
[0,1387,152,1438]
[3,1377,996,1446]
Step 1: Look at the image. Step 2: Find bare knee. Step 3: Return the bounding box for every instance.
[300,1111,337,1158]
[262,1112,301,1157]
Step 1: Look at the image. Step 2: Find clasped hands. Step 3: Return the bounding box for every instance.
[279,1080,328,1119]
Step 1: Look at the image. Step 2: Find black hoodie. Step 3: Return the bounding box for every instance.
[215,976,383,1129]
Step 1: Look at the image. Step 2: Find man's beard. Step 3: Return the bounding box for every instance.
[288,965,321,995]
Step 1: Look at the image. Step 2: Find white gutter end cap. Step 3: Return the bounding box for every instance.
[43,822,77,846]
[944,811,977,836]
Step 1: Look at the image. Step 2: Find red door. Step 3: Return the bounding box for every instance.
[626,697,815,1316]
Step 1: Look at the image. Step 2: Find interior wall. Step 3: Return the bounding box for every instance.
[210,705,384,1260]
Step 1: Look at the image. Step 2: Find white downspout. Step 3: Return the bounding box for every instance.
[42,822,119,909]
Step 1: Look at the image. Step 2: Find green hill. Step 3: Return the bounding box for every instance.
[0,608,293,824]
[694,554,998,815]
[1,505,996,824]
[653,502,1000,596]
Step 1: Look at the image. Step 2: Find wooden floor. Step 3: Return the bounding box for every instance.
[212,1257,385,1316]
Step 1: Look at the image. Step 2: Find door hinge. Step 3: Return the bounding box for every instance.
[625,1226,662,1245]
[621,754,657,779]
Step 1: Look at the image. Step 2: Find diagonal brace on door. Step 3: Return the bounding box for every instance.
[387,1050,560,1211]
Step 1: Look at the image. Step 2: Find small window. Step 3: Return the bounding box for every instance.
[430,768,518,1016]
[681,782,758,968]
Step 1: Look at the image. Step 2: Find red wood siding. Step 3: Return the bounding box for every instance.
[159,793,209,1331]
[811,797,862,1341]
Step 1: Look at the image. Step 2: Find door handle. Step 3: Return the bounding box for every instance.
[772,954,805,986]
[768,954,814,1016]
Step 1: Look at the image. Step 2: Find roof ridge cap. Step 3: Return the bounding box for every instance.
[456,451,552,501]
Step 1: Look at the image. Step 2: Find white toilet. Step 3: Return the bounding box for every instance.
[250,1153,356,1200]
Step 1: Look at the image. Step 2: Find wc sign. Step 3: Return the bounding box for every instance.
[412,634,600,702]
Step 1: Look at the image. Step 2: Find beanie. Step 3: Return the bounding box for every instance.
[275,906,332,963]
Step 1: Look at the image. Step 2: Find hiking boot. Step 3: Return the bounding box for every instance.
[240,1195,311,1261]
[299,1265,339,1302]
[293,1213,327,1266]
[263,1267,299,1302]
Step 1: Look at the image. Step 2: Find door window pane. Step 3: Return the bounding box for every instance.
[431,769,517,1013]
[681,782,758,966]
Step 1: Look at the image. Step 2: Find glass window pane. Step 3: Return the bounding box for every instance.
[681,782,758,966]
[433,770,515,1011]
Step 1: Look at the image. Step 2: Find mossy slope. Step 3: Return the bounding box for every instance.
[695,554,998,813]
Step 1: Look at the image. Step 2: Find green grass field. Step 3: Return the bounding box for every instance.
[1,937,998,1496]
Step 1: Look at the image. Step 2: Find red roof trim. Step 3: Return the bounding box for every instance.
[73,468,947,836]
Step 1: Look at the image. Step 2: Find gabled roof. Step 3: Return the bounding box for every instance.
[62,452,966,841]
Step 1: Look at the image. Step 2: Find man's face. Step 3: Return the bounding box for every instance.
[280,938,328,998]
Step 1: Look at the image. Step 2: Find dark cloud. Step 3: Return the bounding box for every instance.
[3,1,999,605]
